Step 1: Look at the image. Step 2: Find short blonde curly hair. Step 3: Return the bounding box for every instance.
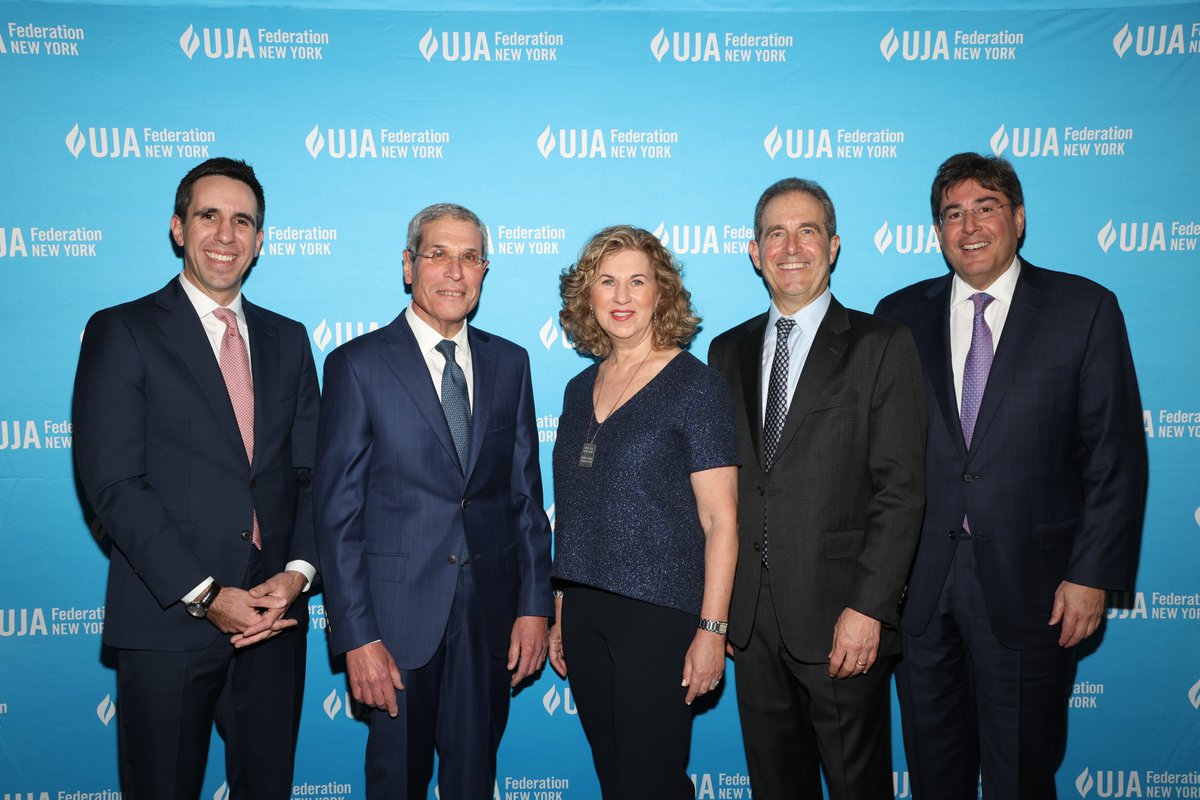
[559,225,700,358]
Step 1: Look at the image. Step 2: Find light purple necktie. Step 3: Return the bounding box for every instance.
[961,292,995,449]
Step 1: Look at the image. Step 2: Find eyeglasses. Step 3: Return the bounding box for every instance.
[409,248,487,269]
[938,203,1014,227]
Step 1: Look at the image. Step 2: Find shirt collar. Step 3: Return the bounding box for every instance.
[405,305,470,357]
[951,257,1021,309]
[178,273,245,320]
[765,287,833,339]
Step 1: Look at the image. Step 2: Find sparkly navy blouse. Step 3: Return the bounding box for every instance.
[552,351,740,615]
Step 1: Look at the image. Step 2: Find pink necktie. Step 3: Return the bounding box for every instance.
[213,307,261,550]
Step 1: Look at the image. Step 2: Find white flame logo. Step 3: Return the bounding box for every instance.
[540,317,559,349]
[763,126,783,160]
[989,124,1010,156]
[212,783,230,800]
[419,28,438,62]
[323,688,343,720]
[652,221,669,246]
[874,222,894,254]
[650,28,669,62]
[546,503,555,531]
[537,125,556,159]
[1189,677,1200,709]
[313,319,334,351]
[1097,220,1117,253]
[305,124,326,158]
[65,123,86,158]
[180,24,200,59]
[1076,768,1094,798]
[1112,23,1133,58]
[880,28,899,61]
[542,685,562,715]
[96,693,116,726]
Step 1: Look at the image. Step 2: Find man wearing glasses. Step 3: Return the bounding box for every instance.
[315,203,553,799]
[876,153,1147,799]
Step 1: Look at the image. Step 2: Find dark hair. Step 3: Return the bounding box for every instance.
[559,225,699,358]
[930,152,1024,224]
[174,157,265,230]
[753,177,837,241]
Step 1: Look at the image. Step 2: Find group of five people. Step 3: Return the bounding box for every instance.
[74,151,1146,799]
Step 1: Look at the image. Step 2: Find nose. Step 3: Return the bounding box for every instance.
[215,216,236,243]
[961,209,982,235]
[613,280,631,303]
[444,257,464,280]
[784,231,802,254]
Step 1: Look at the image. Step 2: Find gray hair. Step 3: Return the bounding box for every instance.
[405,203,489,259]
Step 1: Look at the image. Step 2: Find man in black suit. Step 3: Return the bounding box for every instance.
[708,178,926,799]
[74,157,320,799]
[875,153,1147,799]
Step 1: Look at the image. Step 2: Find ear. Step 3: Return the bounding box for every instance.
[402,250,414,286]
[170,216,184,247]
[748,240,762,273]
[1014,204,1026,239]
[254,228,264,256]
[829,234,841,264]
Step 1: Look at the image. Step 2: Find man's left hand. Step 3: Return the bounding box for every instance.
[1050,580,1106,647]
[231,570,307,648]
[508,615,548,687]
[827,607,881,678]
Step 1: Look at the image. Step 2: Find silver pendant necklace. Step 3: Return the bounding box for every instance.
[580,348,652,468]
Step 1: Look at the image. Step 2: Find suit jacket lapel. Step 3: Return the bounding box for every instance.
[916,276,966,459]
[968,261,1046,456]
[735,315,768,470]
[772,298,850,464]
[376,314,463,473]
[465,327,494,478]
[154,280,247,461]
[244,300,279,470]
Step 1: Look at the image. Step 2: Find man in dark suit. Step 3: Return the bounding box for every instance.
[74,157,320,799]
[315,203,553,800]
[708,178,926,799]
[875,153,1147,799]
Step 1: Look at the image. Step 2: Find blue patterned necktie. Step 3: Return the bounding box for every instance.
[435,339,471,473]
[762,316,795,568]
[961,293,995,449]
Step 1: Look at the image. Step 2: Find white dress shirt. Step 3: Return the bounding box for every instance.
[760,289,834,424]
[405,305,475,410]
[950,258,1021,411]
[177,274,316,601]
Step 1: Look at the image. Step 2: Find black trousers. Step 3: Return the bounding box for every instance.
[734,568,895,800]
[561,585,697,800]
[116,550,305,800]
[896,538,1074,800]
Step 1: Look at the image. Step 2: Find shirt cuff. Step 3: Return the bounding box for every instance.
[285,560,317,592]
[182,577,214,603]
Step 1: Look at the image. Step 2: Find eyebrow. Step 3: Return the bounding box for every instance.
[941,194,1003,211]
[193,207,256,224]
[767,221,823,233]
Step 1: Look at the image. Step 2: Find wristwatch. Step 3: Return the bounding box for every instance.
[185,581,222,619]
[698,618,728,635]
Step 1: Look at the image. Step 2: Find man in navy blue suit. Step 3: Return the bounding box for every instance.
[315,203,553,799]
[875,153,1147,799]
[74,157,320,799]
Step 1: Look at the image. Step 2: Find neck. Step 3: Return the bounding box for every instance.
[607,338,655,367]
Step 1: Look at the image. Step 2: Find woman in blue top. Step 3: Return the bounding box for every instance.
[549,225,739,799]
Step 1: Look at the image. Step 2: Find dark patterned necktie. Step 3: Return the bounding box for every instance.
[435,339,471,473]
[762,317,795,568]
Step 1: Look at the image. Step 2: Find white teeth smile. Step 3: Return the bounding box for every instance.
[206,251,236,263]
[962,243,987,251]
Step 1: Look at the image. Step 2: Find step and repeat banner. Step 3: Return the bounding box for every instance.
[2,1,1198,798]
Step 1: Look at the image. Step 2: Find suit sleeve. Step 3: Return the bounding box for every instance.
[73,311,208,607]
[508,351,554,619]
[848,325,928,627]
[1065,290,1147,591]
[314,347,380,655]
[286,326,321,571]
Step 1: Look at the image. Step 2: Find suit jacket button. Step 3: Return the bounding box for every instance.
[240,530,252,541]
[447,554,458,565]
[461,498,470,508]
[249,478,257,488]
[962,473,974,482]
[753,542,762,552]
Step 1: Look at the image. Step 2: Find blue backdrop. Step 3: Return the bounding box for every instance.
[2,1,1198,798]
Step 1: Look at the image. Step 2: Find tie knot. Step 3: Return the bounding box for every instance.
[435,339,457,362]
[212,307,238,331]
[970,292,995,315]
[775,317,796,338]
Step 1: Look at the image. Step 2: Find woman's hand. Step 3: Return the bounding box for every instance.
[548,592,567,677]
[681,629,726,705]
